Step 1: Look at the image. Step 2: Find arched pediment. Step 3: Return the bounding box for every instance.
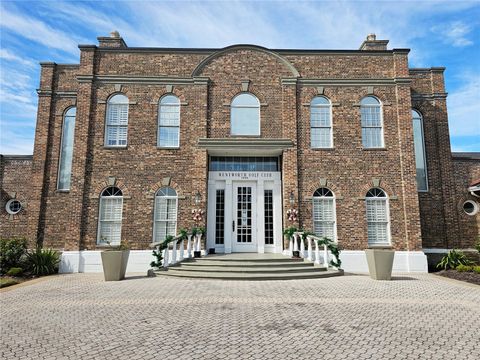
[191,44,300,78]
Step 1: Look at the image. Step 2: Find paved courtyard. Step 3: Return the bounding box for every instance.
[1,273,479,360]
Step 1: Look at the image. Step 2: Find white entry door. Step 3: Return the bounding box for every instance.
[232,182,257,252]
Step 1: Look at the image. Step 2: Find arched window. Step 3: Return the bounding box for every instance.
[58,107,76,190]
[360,96,383,148]
[412,110,428,191]
[105,94,129,147]
[312,188,336,241]
[158,95,180,148]
[231,93,260,136]
[310,96,332,148]
[153,187,178,242]
[97,187,123,245]
[365,188,390,245]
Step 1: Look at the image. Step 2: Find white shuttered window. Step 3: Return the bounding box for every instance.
[361,96,383,148]
[365,188,390,245]
[312,188,336,241]
[105,94,129,147]
[310,96,332,148]
[98,187,123,245]
[158,95,180,147]
[153,187,178,242]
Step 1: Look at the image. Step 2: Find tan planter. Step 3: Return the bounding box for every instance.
[101,250,130,281]
[365,248,394,280]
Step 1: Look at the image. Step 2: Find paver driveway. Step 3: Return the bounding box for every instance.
[1,273,479,360]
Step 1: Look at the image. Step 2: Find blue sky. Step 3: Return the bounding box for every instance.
[1,0,479,154]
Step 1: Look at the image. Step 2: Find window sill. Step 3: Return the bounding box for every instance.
[104,146,128,150]
[230,134,261,138]
[310,147,335,151]
[367,245,393,249]
[362,147,387,151]
[56,189,70,194]
[157,146,180,150]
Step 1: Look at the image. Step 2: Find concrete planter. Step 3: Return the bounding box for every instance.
[365,248,394,280]
[101,250,130,281]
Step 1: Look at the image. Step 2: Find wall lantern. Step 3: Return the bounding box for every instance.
[289,191,295,206]
[194,191,202,205]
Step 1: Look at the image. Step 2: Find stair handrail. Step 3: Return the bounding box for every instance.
[150,232,188,269]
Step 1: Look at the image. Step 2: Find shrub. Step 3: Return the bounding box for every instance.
[473,266,480,274]
[436,249,473,270]
[25,247,60,276]
[0,278,19,288]
[0,238,27,274]
[456,264,473,272]
[6,267,23,276]
[475,236,480,254]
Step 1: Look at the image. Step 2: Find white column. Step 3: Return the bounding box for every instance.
[289,236,293,256]
[195,234,202,252]
[187,235,192,258]
[307,236,313,261]
[257,179,265,254]
[179,239,184,261]
[300,235,305,258]
[171,240,177,264]
[314,241,320,265]
[207,180,216,252]
[224,180,233,254]
[163,246,169,268]
[323,245,329,268]
[273,179,282,254]
[293,233,298,252]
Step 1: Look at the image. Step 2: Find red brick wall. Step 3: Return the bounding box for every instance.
[0,156,33,241]
[2,39,475,253]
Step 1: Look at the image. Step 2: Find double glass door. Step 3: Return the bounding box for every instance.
[232,182,257,252]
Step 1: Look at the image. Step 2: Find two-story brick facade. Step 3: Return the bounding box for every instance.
[1,32,478,272]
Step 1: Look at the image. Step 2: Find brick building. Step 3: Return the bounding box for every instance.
[1,32,479,272]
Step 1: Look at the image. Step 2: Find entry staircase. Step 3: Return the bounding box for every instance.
[149,232,343,280]
[153,253,343,280]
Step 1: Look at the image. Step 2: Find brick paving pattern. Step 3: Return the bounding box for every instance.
[1,274,479,360]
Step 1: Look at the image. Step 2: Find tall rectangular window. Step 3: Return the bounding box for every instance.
[58,107,76,190]
[98,187,123,245]
[215,189,225,245]
[154,187,178,242]
[264,190,274,245]
[312,188,336,240]
[105,94,129,147]
[412,110,428,191]
[361,97,383,148]
[366,188,390,246]
[158,95,180,148]
[310,96,332,148]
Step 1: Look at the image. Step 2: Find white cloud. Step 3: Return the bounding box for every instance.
[0,49,35,67]
[448,74,480,136]
[0,5,81,55]
[432,21,474,47]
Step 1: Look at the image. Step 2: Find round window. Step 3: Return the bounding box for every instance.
[6,199,22,215]
[463,200,479,216]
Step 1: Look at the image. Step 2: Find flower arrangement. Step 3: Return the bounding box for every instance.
[286,208,298,222]
[192,208,205,223]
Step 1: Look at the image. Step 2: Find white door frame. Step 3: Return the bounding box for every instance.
[207,171,282,254]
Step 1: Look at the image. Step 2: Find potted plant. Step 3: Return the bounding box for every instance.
[101,240,130,281]
[365,247,395,280]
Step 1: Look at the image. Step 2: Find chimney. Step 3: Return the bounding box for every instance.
[359,34,389,51]
[97,30,127,48]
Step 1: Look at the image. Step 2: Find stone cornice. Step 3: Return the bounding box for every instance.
[76,75,206,85]
[198,138,294,155]
[411,93,448,100]
[298,78,412,86]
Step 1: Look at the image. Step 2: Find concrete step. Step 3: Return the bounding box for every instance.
[156,269,343,280]
[171,265,326,273]
[179,260,313,268]
[198,255,304,263]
